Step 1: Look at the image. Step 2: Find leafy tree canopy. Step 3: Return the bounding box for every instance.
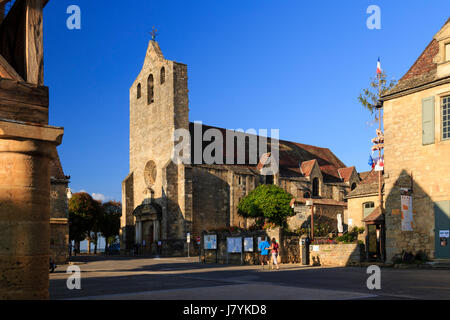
[237,184,294,227]
[68,192,102,242]
[100,201,122,247]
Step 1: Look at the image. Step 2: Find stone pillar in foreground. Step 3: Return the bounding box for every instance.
[0,119,64,300]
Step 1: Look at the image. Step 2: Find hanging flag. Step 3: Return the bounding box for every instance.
[374,156,384,171]
[368,155,374,168]
[377,57,382,75]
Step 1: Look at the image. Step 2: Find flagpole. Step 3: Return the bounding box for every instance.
[378,64,383,211]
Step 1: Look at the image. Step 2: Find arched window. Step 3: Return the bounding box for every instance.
[351,182,357,191]
[147,74,154,104]
[363,202,375,218]
[137,83,141,99]
[160,67,165,84]
[303,191,311,198]
[312,177,319,197]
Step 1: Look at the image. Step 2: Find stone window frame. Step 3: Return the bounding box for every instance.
[312,177,320,197]
[442,95,450,141]
[147,74,154,105]
[446,43,450,62]
[160,67,166,84]
[137,83,141,99]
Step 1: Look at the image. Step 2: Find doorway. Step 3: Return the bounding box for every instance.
[435,201,450,259]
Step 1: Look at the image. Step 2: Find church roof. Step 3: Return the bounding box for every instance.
[188,122,348,183]
[338,166,355,182]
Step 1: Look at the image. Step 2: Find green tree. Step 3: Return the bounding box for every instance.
[100,201,122,252]
[237,184,294,228]
[68,192,102,254]
[358,71,397,115]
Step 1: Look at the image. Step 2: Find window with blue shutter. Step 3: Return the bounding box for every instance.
[442,96,450,141]
[422,97,435,145]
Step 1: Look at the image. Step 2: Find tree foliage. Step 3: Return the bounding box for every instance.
[100,201,122,250]
[237,184,294,227]
[358,71,396,114]
[69,193,122,253]
[69,193,100,242]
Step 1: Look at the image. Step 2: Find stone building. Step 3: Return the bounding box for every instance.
[0,0,64,299]
[49,148,70,264]
[381,18,450,261]
[346,170,385,261]
[121,40,360,256]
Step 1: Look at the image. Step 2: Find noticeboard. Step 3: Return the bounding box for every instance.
[244,237,253,252]
[227,237,242,253]
[204,235,217,250]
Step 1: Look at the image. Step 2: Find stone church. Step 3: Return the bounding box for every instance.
[121,40,360,256]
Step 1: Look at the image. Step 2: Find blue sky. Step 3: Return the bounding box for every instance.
[43,0,450,202]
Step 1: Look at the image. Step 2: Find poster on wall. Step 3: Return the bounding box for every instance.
[244,237,253,252]
[204,235,217,250]
[401,194,413,231]
[227,237,242,253]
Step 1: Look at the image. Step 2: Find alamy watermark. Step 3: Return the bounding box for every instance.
[171,122,280,175]
[66,265,81,290]
[67,5,81,30]
[366,265,381,290]
[366,5,381,30]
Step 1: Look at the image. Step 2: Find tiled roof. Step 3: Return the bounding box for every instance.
[346,169,383,198]
[383,18,450,98]
[358,171,371,181]
[300,159,316,177]
[293,197,347,207]
[189,122,347,182]
[363,206,384,223]
[338,166,355,182]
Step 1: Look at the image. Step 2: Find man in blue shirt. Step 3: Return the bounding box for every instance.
[258,237,270,269]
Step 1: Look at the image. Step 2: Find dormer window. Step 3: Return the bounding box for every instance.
[446,43,450,62]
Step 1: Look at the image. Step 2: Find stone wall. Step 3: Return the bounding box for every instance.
[383,82,450,261]
[347,195,379,228]
[309,244,363,267]
[49,181,69,264]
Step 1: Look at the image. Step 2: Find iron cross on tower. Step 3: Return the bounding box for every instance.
[150,27,158,41]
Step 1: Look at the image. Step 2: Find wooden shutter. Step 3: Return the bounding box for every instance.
[422,97,435,145]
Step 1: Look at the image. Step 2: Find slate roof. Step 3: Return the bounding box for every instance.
[346,169,384,198]
[188,122,349,183]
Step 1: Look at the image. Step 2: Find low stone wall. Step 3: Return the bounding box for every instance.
[309,244,364,267]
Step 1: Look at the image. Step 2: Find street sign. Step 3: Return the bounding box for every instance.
[187,233,190,243]
[196,236,201,244]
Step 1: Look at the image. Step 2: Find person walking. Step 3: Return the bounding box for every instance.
[258,237,270,270]
[269,238,280,270]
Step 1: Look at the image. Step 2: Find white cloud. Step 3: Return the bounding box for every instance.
[92,193,107,202]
